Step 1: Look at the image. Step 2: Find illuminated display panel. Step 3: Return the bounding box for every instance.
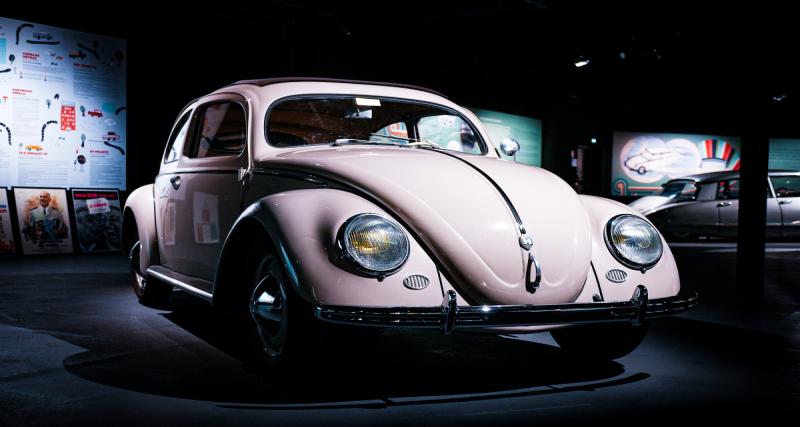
[0,16,126,190]
[611,132,741,196]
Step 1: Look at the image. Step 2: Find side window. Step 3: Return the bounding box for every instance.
[696,183,718,201]
[770,176,800,198]
[186,102,246,159]
[164,112,191,163]
[716,180,740,200]
[417,115,481,154]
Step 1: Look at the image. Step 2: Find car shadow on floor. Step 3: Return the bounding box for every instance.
[61,292,641,406]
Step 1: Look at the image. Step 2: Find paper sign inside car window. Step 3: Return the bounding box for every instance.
[355,98,381,107]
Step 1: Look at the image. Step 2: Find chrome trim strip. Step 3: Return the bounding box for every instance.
[146,267,213,301]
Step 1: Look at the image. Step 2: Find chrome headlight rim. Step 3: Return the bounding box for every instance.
[603,214,663,271]
[336,213,410,277]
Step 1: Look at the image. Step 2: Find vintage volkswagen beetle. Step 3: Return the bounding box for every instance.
[123,78,697,366]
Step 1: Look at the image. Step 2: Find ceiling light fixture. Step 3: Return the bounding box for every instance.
[574,58,591,68]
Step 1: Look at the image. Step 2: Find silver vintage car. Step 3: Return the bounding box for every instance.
[630,170,800,240]
[123,78,697,367]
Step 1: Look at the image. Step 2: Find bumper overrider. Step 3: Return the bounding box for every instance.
[314,285,699,334]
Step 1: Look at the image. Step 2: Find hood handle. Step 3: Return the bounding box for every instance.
[526,252,542,294]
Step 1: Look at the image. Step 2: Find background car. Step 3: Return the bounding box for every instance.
[630,170,800,240]
[123,78,696,368]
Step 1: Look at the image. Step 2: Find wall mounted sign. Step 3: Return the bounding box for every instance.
[611,132,741,196]
[0,16,127,190]
[71,189,121,252]
[13,187,73,254]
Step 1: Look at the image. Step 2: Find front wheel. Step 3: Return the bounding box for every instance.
[234,243,328,369]
[550,321,650,360]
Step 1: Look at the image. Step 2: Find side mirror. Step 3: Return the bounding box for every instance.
[499,138,520,157]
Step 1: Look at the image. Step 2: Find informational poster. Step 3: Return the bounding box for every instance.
[0,16,127,190]
[611,132,741,196]
[769,139,800,171]
[0,189,15,256]
[470,108,542,167]
[13,187,73,254]
[72,189,121,252]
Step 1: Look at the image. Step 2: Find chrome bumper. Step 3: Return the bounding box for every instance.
[314,285,699,334]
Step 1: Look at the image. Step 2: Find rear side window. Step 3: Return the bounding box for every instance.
[164,112,191,163]
[696,183,719,201]
[186,102,247,159]
[771,176,800,198]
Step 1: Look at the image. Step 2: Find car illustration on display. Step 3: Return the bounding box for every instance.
[630,170,800,240]
[87,109,103,117]
[624,146,681,175]
[123,78,697,367]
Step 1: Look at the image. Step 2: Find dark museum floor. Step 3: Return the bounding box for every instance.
[0,243,798,426]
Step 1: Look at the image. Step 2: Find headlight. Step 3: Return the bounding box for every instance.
[338,214,410,275]
[604,214,663,270]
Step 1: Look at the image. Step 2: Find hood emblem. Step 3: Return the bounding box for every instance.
[606,269,627,283]
[519,235,533,250]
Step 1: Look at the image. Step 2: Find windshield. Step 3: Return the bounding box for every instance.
[265,96,486,155]
[660,180,697,198]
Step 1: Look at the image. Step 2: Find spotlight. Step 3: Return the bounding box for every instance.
[574,58,591,68]
[590,137,597,144]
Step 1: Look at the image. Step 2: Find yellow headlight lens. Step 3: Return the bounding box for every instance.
[342,214,410,273]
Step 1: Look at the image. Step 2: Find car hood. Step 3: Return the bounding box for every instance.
[265,146,592,305]
[629,195,672,213]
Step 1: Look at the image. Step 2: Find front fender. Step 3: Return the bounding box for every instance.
[123,184,158,272]
[579,195,680,301]
[215,189,445,307]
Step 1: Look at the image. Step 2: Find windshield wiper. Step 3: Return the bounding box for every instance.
[331,136,441,150]
[367,133,441,149]
[330,138,401,147]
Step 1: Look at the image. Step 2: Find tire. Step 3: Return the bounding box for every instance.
[233,241,327,369]
[637,165,646,175]
[550,321,650,360]
[128,238,172,307]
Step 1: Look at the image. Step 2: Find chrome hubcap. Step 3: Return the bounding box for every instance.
[249,258,287,358]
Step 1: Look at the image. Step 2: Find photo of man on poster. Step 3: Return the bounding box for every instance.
[23,191,68,244]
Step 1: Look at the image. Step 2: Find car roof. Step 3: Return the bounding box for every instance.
[224,77,448,98]
[666,169,800,184]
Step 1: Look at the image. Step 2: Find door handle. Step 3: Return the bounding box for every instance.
[170,175,181,190]
[716,201,732,207]
[779,199,792,205]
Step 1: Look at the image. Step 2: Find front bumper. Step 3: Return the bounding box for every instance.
[314,285,699,334]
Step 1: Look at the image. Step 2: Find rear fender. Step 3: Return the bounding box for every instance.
[122,184,158,272]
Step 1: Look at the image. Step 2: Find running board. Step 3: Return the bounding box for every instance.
[146,265,214,302]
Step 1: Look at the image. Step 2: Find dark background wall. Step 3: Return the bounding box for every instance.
[5,0,799,195]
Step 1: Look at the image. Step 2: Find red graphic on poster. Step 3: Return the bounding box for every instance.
[61,102,76,131]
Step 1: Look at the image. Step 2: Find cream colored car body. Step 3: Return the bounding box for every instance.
[124,79,684,333]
